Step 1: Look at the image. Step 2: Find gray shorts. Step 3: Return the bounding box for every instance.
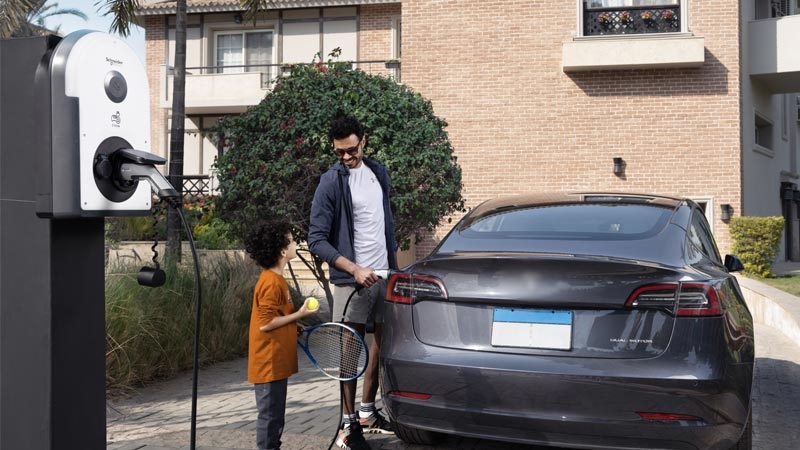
[332,279,386,324]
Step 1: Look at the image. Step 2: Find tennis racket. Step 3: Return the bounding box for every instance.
[297,322,369,381]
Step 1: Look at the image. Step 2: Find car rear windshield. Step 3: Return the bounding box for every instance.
[454,203,674,242]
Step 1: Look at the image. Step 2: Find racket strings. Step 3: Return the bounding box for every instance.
[306,326,367,379]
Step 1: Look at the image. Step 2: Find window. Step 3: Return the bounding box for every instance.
[583,0,681,36]
[755,113,773,150]
[797,96,800,123]
[688,212,722,264]
[457,204,672,241]
[691,198,714,233]
[587,0,678,7]
[783,96,790,141]
[772,0,790,17]
[756,0,791,18]
[215,30,275,85]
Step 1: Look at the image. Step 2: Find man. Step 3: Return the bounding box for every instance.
[308,115,397,450]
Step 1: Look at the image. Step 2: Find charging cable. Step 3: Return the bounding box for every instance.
[108,149,204,450]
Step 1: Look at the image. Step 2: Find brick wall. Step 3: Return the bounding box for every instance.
[141,1,742,261]
[401,0,742,258]
[359,3,400,61]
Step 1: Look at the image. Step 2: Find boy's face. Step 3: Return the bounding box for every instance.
[284,234,298,261]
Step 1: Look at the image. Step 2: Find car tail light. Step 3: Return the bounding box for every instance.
[626,282,722,317]
[389,390,432,400]
[637,412,704,422]
[386,273,447,304]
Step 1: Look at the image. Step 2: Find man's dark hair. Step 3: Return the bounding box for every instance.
[328,114,364,141]
[243,220,294,269]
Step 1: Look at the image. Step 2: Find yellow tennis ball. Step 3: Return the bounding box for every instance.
[307,297,319,311]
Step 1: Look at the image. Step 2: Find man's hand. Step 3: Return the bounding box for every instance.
[353,266,379,287]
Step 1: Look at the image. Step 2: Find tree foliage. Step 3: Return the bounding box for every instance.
[1,0,86,38]
[212,49,465,278]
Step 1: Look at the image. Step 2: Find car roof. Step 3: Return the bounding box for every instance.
[469,192,685,217]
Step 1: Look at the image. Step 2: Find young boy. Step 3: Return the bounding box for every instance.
[244,220,318,450]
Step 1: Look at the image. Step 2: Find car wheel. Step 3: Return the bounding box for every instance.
[729,410,752,450]
[394,421,445,445]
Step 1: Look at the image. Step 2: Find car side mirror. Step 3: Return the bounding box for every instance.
[724,254,745,272]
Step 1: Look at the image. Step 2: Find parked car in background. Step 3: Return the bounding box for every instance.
[381,193,754,450]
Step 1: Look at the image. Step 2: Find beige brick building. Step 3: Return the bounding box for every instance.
[137,0,800,261]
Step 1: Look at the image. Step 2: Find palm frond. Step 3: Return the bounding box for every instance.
[95,0,140,37]
[0,0,37,38]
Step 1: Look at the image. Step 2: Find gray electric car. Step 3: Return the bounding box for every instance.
[381,193,754,450]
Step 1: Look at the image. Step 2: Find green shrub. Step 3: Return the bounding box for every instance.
[105,254,258,395]
[729,216,784,278]
[105,195,240,249]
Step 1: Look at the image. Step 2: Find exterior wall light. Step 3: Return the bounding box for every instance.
[720,204,733,222]
[613,157,624,176]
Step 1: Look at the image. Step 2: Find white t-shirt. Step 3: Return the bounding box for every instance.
[348,164,388,270]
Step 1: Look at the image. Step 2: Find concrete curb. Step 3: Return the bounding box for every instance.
[736,274,800,343]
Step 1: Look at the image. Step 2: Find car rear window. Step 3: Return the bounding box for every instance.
[456,204,673,241]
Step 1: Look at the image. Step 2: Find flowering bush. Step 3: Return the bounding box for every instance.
[619,11,632,24]
[597,12,611,24]
[640,10,653,21]
[663,9,676,21]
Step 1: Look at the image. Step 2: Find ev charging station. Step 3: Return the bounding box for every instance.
[1,31,177,449]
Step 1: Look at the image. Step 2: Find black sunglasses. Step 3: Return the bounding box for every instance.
[334,143,361,158]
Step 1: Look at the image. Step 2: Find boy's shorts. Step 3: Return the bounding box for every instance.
[332,278,386,325]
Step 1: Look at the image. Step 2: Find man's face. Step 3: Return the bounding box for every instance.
[333,133,363,169]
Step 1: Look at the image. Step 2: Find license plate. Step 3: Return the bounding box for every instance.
[491,308,573,350]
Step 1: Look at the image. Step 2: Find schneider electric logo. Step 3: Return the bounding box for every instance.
[106,57,123,66]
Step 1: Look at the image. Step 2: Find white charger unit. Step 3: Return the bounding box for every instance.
[37,30,154,217]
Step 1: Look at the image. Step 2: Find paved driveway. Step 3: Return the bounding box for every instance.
[107,323,799,450]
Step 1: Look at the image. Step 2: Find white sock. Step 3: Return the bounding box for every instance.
[342,413,358,428]
[359,402,375,419]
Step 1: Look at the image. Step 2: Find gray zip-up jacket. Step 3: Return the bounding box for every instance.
[308,158,398,285]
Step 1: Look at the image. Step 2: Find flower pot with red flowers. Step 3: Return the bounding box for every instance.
[619,11,633,25]
[663,9,676,22]
[641,10,654,23]
[597,12,611,26]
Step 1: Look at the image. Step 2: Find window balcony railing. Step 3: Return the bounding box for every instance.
[184,60,400,87]
[161,60,401,114]
[584,5,681,36]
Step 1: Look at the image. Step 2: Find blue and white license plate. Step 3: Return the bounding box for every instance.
[491,308,573,350]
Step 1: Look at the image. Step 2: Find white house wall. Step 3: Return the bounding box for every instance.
[740,0,800,261]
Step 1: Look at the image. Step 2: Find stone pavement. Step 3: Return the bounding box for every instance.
[107,274,800,450]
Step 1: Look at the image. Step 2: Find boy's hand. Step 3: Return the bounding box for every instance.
[300,297,320,317]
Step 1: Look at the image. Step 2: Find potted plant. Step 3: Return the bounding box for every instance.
[663,9,676,22]
[597,12,611,25]
[619,11,633,25]
[640,10,653,22]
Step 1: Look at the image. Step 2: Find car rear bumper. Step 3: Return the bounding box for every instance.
[381,348,751,450]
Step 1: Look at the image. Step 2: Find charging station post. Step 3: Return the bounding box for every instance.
[1,32,171,449]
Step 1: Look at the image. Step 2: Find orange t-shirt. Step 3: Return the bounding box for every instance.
[247,269,298,384]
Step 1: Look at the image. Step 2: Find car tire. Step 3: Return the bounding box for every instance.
[394,421,445,445]
[729,410,752,450]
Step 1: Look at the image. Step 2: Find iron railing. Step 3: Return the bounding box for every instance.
[182,59,402,88]
[584,5,681,36]
[177,175,212,198]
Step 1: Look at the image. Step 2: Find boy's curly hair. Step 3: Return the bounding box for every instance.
[243,220,294,269]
